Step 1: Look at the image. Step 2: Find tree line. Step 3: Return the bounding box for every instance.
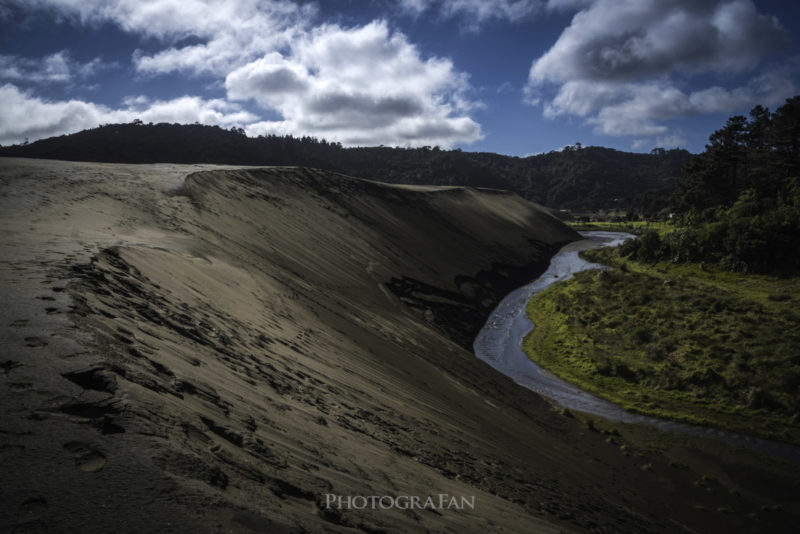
[622,96,800,273]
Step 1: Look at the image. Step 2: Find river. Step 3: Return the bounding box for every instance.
[473,231,800,463]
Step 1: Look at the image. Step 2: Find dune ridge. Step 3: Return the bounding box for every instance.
[2,158,799,533]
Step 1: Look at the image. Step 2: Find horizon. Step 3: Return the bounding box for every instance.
[3,120,696,157]
[1,1,799,156]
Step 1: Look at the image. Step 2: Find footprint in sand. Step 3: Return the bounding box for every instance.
[63,441,106,472]
[14,496,48,533]
[24,337,48,348]
[9,319,29,327]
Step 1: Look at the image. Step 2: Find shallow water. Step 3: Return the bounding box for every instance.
[473,231,800,463]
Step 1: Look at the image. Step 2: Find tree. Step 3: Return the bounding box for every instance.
[707,115,748,204]
[670,96,800,273]
[771,96,800,188]
[745,105,772,197]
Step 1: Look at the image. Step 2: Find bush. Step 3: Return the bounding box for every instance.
[654,196,800,274]
[637,230,664,262]
[625,230,668,263]
[618,237,641,258]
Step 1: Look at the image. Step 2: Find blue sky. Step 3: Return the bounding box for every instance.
[1,0,798,155]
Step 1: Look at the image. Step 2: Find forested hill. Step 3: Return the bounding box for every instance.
[0,122,690,211]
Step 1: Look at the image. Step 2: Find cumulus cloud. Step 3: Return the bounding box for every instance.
[0,83,257,145]
[14,0,305,42]
[545,75,797,138]
[529,0,786,84]
[527,0,795,139]
[225,21,482,147]
[10,0,482,148]
[0,50,107,84]
[12,0,311,76]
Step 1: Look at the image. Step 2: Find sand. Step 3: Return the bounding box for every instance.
[1,157,798,533]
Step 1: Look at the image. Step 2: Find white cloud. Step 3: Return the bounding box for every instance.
[10,1,483,148]
[546,76,797,138]
[226,21,482,148]
[687,66,800,114]
[655,134,687,149]
[0,50,107,84]
[529,0,786,84]
[225,53,310,108]
[398,0,541,28]
[12,0,312,76]
[18,0,308,43]
[632,134,687,152]
[0,83,257,145]
[585,83,683,137]
[122,95,257,125]
[527,0,794,138]
[398,0,429,15]
[542,80,620,118]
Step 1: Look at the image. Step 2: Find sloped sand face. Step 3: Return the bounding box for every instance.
[2,158,799,533]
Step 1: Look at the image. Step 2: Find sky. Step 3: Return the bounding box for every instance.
[0,0,798,156]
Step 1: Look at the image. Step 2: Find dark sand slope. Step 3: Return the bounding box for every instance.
[1,158,798,533]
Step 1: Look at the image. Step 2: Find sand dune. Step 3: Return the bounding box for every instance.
[2,158,798,533]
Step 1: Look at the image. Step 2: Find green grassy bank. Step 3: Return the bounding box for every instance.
[523,247,800,445]
[567,220,674,235]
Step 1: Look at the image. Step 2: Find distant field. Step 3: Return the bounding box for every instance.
[524,246,800,445]
[567,220,674,236]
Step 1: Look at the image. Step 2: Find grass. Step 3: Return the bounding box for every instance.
[523,246,800,445]
[567,220,675,236]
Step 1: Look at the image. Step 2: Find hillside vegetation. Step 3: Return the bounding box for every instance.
[0,122,689,212]
[626,96,800,274]
[524,97,800,444]
[525,246,800,445]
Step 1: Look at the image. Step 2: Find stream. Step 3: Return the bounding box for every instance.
[473,231,800,463]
